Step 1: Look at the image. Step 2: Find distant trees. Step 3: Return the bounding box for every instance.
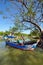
[0,31,10,36]
[0,32,4,36]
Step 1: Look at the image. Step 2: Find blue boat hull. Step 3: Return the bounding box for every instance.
[6,41,37,50]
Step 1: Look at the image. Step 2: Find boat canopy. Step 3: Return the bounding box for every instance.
[7,36,16,38]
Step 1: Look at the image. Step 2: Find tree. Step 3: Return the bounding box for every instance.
[9,16,25,32]
[0,0,43,47]
[16,0,43,36]
[9,26,18,32]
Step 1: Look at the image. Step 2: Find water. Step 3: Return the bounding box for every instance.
[0,41,8,57]
[0,41,6,48]
[0,41,43,65]
[0,41,18,65]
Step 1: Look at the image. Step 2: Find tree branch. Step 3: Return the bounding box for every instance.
[23,19,41,32]
[18,0,28,10]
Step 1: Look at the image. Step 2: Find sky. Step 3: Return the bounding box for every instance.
[0,1,17,31]
[0,0,43,34]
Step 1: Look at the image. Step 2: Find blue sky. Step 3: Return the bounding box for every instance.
[0,1,17,31]
[0,1,43,34]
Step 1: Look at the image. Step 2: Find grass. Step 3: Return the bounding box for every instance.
[0,47,43,65]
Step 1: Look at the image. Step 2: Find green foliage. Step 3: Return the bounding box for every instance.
[15,16,24,32]
[14,32,28,36]
[0,31,10,36]
[30,29,40,36]
[4,31,10,35]
[25,3,36,17]
[9,27,18,32]
[9,16,25,32]
[0,32,4,36]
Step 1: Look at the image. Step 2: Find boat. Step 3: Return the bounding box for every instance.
[6,35,37,50]
[6,41,37,51]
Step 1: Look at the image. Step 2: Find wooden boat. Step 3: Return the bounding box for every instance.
[5,35,37,50]
[6,41,37,50]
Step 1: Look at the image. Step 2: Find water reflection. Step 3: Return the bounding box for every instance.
[0,41,43,65]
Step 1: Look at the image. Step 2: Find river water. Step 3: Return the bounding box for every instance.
[0,41,17,65]
[0,41,43,65]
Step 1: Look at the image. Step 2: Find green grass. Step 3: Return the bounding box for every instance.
[0,47,43,65]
